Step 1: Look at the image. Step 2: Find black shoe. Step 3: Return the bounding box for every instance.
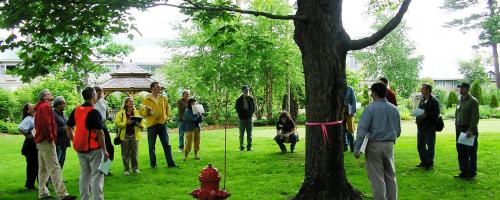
[246,147,253,151]
[61,195,77,200]
[416,163,425,168]
[151,165,157,169]
[454,173,466,179]
[290,149,295,153]
[424,165,434,170]
[239,147,245,151]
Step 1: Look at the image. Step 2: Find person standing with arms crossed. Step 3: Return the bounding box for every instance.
[235,85,256,151]
[176,90,190,152]
[140,82,178,168]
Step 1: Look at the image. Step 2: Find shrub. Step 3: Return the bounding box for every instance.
[0,88,18,122]
[443,107,456,119]
[398,106,412,120]
[0,120,19,134]
[470,80,484,105]
[447,91,459,108]
[361,85,370,107]
[490,94,498,108]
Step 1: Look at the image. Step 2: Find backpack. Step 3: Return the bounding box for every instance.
[435,116,444,132]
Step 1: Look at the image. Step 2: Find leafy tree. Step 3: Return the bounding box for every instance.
[0,0,413,198]
[490,94,499,108]
[355,15,423,98]
[447,90,459,108]
[458,55,490,84]
[361,85,371,107]
[471,80,484,105]
[443,0,500,89]
[0,88,18,121]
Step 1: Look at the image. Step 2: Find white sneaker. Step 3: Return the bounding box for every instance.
[133,169,141,174]
[124,171,130,176]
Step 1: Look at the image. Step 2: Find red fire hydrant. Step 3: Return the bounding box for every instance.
[191,164,231,200]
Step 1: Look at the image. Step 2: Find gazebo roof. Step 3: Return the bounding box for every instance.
[99,62,157,94]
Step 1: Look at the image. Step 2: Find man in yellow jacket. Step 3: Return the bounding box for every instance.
[140,82,177,168]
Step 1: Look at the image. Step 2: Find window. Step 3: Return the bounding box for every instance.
[435,80,445,87]
[0,65,5,76]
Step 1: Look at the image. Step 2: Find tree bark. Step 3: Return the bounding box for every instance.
[488,0,500,89]
[293,0,411,199]
[293,0,361,199]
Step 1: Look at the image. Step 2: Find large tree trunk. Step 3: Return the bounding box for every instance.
[488,0,500,89]
[293,0,362,199]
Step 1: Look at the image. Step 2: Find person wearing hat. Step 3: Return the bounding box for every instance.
[235,85,256,151]
[454,82,479,180]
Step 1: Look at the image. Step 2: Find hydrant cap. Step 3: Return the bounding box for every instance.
[199,163,221,182]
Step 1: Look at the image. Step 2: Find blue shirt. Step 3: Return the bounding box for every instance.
[344,86,357,115]
[354,99,401,153]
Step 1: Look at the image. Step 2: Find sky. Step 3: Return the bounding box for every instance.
[1,0,492,79]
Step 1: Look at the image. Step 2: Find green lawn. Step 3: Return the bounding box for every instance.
[0,119,499,200]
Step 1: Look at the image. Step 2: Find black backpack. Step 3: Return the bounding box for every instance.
[435,116,444,132]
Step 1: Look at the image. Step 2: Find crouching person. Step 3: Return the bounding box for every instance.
[66,87,109,200]
[274,111,298,153]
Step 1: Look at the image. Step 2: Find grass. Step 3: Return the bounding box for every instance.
[0,119,499,200]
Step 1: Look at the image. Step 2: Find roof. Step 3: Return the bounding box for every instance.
[98,62,157,93]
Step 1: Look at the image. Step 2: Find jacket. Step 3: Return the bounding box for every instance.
[139,94,171,127]
[115,109,144,141]
[416,95,440,130]
[235,95,255,119]
[182,109,203,132]
[34,101,57,143]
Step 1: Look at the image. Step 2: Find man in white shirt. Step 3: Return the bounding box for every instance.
[94,86,114,173]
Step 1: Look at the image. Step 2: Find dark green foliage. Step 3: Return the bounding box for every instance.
[0,120,18,134]
[361,85,371,107]
[0,88,18,121]
[470,80,484,105]
[490,94,499,108]
[447,91,459,108]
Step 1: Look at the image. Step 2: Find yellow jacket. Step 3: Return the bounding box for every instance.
[115,109,144,141]
[139,94,171,127]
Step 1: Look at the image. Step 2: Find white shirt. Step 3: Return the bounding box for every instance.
[18,115,35,136]
[94,98,108,121]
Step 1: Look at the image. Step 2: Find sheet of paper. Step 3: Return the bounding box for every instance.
[360,135,369,154]
[410,108,425,117]
[192,104,205,114]
[98,158,112,175]
[457,132,476,147]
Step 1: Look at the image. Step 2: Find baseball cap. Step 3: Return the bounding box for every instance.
[457,83,470,88]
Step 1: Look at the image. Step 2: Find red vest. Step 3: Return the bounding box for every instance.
[73,106,100,152]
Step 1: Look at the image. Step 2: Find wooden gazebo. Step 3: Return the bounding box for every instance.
[99,62,157,97]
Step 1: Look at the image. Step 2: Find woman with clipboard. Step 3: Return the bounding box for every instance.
[115,97,144,175]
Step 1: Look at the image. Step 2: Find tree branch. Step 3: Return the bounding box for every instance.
[348,0,412,51]
[149,2,306,21]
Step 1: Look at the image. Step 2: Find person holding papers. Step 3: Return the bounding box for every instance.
[415,84,440,170]
[182,98,203,161]
[454,83,479,180]
[115,97,144,175]
[354,83,401,200]
[66,87,109,200]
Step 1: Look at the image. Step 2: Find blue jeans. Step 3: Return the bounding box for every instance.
[239,118,253,149]
[417,127,436,166]
[274,134,298,152]
[56,145,67,169]
[147,124,176,167]
[178,122,185,150]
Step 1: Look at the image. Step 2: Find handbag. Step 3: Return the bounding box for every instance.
[435,116,444,132]
[113,130,121,145]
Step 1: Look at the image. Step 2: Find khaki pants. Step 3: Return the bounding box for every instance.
[365,141,398,200]
[36,140,69,199]
[121,140,139,171]
[77,149,104,200]
[184,128,200,154]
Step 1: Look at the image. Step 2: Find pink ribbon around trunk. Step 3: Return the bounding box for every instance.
[305,120,343,144]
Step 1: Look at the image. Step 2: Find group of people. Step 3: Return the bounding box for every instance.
[18,77,480,200]
[18,81,205,200]
[351,78,480,200]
